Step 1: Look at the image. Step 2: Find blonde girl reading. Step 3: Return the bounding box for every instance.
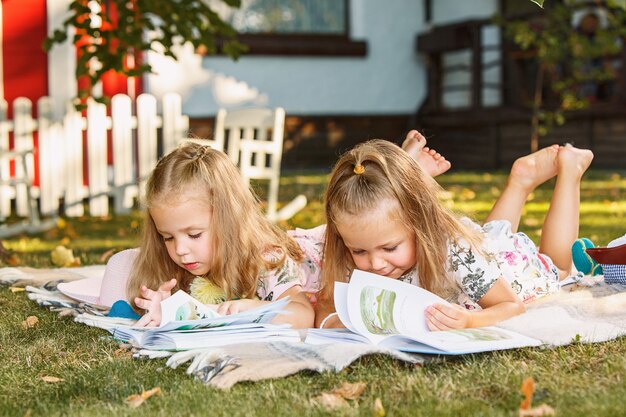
[129,142,315,328]
[316,139,593,330]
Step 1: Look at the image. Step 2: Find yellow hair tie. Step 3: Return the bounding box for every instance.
[353,164,365,175]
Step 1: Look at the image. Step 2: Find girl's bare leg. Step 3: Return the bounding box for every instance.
[402,130,452,177]
[539,145,593,278]
[485,145,560,231]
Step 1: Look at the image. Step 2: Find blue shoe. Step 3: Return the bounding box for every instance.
[572,238,603,275]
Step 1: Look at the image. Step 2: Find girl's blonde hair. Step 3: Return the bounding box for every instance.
[320,139,480,301]
[128,142,303,309]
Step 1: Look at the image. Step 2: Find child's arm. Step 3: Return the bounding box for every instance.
[213,285,314,328]
[314,296,345,328]
[424,277,525,330]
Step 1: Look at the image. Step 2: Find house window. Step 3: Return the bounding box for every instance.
[211,0,366,56]
[222,0,347,35]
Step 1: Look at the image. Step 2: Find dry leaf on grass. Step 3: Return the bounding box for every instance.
[333,382,367,400]
[9,287,25,293]
[372,398,385,417]
[519,404,555,417]
[313,382,367,409]
[315,392,349,408]
[520,377,535,409]
[41,376,64,383]
[126,387,162,408]
[99,249,116,263]
[5,254,20,266]
[21,316,39,329]
[519,377,555,416]
[50,245,80,267]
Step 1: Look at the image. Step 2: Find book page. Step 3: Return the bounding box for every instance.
[345,269,449,344]
[160,290,221,326]
[333,282,356,331]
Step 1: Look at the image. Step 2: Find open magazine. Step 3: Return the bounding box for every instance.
[110,291,300,350]
[306,270,542,355]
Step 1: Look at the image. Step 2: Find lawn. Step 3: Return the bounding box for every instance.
[1,169,625,417]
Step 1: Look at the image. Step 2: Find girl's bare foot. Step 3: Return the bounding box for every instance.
[402,130,427,160]
[402,130,451,177]
[420,147,452,177]
[557,144,594,178]
[508,144,559,192]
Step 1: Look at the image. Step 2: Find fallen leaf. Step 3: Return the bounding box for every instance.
[314,392,348,409]
[333,382,367,400]
[313,381,367,409]
[519,404,555,417]
[99,249,116,263]
[372,398,385,417]
[520,377,535,410]
[9,287,25,293]
[6,254,20,266]
[21,316,39,329]
[51,245,80,267]
[114,348,132,359]
[126,387,161,408]
[41,376,64,383]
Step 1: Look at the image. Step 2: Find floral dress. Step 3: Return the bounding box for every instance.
[255,225,325,303]
[480,219,560,304]
[399,218,560,308]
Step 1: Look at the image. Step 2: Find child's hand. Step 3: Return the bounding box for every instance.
[134,291,164,327]
[211,299,268,316]
[424,303,472,331]
[139,278,177,302]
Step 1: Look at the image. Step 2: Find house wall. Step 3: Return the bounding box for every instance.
[146,0,426,117]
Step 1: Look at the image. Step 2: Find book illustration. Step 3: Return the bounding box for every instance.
[359,286,398,335]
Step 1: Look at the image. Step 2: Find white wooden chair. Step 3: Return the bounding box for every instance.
[213,107,306,222]
[0,148,57,238]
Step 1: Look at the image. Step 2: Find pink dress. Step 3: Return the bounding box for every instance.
[254,225,325,303]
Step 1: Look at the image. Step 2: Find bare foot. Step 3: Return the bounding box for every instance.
[508,144,559,192]
[402,130,451,177]
[420,147,452,177]
[402,130,427,160]
[557,144,593,178]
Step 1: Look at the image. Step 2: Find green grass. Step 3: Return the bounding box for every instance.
[1,169,625,416]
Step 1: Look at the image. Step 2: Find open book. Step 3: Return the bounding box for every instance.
[306,269,541,355]
[110,291,300,350]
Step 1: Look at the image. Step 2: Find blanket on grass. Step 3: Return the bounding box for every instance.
[2,266,626,389]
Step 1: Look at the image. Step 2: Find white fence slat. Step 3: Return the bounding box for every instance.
[111,94,135,213]
[137,93,158,198]
[0,99,11,219]
[63,103,85,217]
[13,98,36,217]
[162,92,189,155]
[37,97,61,216]
[86,99,109,216]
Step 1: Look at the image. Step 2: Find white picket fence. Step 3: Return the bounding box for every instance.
[0,93,189,225]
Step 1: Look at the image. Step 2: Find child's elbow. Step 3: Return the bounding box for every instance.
[513,298,526,315]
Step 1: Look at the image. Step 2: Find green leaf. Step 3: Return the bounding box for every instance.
[529,0,544,8]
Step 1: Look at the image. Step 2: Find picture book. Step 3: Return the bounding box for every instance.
[110,291,300,350]
[306,270,542,355]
